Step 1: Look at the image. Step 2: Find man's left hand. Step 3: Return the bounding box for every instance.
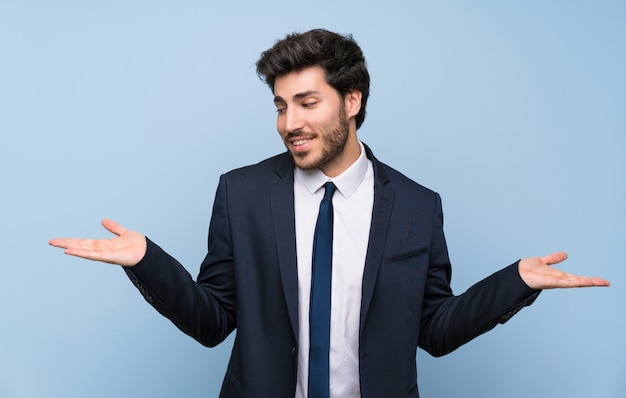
[519,252,610,289]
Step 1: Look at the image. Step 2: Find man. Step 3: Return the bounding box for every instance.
[49,29,609,397]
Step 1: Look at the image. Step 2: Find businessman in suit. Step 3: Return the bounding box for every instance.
[50,29,609,397]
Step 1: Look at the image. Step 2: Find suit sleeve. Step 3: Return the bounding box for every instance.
[418,194,540,357]
[124,175,236,347]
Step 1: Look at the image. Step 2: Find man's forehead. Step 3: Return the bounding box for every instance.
[273,66,330,100]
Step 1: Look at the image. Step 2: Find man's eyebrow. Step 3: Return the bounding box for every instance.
[293,90,320,100]
[273,90,321,104]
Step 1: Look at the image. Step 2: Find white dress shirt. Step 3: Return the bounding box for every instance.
[294,142,374,398]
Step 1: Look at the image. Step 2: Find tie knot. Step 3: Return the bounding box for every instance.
[323,182,336,200]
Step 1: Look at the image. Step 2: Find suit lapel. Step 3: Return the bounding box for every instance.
[360,145,394,329]
[268,146,394,340]
[270,154,299,340]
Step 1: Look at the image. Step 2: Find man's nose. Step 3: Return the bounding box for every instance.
[283,108,305,133]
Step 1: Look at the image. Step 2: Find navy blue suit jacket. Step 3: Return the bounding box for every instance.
[126,145,538,397]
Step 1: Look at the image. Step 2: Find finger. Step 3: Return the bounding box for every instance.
[540,251,568,266]
[569,273,611,287]
[49,238,82,249]
[101,218,127,237]
[593,277,611,287]
[48,238,102,260]
[54,238,98,252]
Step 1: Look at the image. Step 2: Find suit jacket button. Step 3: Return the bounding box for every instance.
[291,347,296,356]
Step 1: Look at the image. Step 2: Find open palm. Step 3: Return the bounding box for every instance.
[49,219,146,267]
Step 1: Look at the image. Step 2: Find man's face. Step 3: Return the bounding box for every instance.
[273,66,360,177]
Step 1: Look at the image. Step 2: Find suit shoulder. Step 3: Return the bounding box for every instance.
[222,152,291,181]
[377,160,439,199]
[364,143,439,200]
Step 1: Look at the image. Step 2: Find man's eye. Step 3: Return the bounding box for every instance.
[276,108,286,115]
[303,102,317,108]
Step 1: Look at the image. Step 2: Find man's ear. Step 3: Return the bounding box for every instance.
[344,90,362,119]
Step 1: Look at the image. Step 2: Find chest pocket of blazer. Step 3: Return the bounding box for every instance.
[382,247,429,313]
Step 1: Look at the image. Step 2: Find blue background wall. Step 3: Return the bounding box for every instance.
[1,1,624,397]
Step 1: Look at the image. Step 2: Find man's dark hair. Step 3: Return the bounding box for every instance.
[256,29,370,130]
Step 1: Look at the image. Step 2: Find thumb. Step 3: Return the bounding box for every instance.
[101,218,127,237]
[540,251,568,266]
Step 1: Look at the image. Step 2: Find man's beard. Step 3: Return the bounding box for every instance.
[291,107,350,171]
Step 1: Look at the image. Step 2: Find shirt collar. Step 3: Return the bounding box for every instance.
[295,141,370,199]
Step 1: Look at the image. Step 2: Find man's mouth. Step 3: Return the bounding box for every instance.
[292,138,311,146]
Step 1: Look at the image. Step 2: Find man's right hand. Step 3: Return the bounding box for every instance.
[49,219,146,267]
